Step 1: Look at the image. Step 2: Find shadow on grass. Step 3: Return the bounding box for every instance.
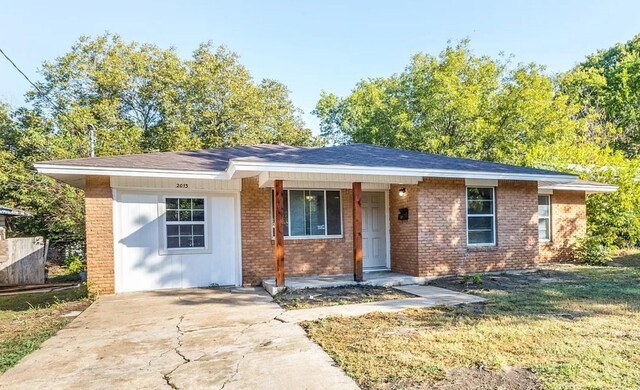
[0,286,87,312]
[429,262,640,325]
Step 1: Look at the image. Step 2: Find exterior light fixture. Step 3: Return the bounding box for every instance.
[399,187,407,197]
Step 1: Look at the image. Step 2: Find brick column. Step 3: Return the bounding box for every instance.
[85,176,115,294]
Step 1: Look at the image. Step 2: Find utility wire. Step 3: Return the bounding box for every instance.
[0,46,83,131]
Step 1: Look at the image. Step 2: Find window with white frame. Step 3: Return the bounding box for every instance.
[466,187,496,245]
[165,198,206,249]
[538,195,551,241]
[272,190,342,237]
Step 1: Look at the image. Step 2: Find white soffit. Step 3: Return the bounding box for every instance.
[465,179,498,187]
[538,181,618,194]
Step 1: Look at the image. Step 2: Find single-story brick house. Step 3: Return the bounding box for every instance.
[35,143,616,294]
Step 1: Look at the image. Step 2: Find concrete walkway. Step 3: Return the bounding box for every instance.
[277,285,485,323]
[263,271,436,295]
[0,288,358,390]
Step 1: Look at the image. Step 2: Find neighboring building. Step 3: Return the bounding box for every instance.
[0,205,31,240]
[35,144,616,294]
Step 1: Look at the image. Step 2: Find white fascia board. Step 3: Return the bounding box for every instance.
[228,160,578,183]
[34,164,228,180]
[539,184,618,193]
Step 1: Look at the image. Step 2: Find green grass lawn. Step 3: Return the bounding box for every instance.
[303,254,640,389]
[0,286,90,374]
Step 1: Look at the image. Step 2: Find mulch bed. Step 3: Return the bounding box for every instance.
[273,285,416,310]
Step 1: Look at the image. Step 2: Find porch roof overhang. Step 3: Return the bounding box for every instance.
[226,160,579,185]
[538,180,618,194]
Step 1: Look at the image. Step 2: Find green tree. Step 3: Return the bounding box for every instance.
[561,34,640,156]
[315,41,578,165]
[315,40,637,248]
[0,105,84,240]
[1,33,320,241]
[28,33,319,153]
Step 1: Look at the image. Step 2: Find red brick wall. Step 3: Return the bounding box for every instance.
[85,176,114,294]
[391,178,539,276]
[240,178,353,286]
[539,190,586,261]
[389,184,419,275]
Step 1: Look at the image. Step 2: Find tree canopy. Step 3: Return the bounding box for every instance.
[315,38,640,249]
[0,33,320,240]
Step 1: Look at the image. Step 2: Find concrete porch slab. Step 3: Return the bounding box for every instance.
[276,286,486,323]
[262,271,437,295]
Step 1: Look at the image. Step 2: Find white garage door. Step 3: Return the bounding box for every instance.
[114,191,240,293]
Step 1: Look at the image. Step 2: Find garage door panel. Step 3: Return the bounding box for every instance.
[116,192,239,293]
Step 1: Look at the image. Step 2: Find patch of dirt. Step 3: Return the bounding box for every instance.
[429,269,585,293]
[273,285,416,310]
[430,367,540,390]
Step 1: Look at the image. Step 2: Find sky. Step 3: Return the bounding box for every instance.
[1,0,639,134]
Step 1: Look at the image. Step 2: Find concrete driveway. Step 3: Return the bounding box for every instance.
[0,288,358,390]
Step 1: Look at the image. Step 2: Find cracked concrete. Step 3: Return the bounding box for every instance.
[0,288,357,390]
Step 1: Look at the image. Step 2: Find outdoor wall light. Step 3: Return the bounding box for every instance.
[398,187,407,197]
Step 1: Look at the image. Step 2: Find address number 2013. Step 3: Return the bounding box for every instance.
[176,183,189,188]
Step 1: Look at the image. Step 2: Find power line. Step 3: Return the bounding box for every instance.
[0,46,83,131]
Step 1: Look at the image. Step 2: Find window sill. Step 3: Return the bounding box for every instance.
[467,245,498,252]
[159,248,212,256]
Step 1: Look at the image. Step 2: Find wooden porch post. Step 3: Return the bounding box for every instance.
[274,179,285,287]
[352,182,363,282]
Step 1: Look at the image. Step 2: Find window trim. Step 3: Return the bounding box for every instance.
[159,195,210,255]
[466,187,497,247]
[271,189,344,240]
[538,194,552,242]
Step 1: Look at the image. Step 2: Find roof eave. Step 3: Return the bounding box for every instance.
[228,160,577,183]
[539,184,618,193]
[34,163,228,183]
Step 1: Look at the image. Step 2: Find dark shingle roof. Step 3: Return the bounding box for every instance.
[37,143,572,178]
[37,144,296,172]
[233,143,571,177]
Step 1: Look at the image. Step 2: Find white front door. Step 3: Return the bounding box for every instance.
[362,192,388,269]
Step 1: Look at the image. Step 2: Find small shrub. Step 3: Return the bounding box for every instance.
[574,236,612,265]
[461,274,483,285]
[63,254,86,273]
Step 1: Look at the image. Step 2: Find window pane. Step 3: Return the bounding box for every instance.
[308,191,326,235]
[468,200,493,215]
[193,210,205,221]
[193,236,205,247]
[193,199,205,209]
[179,225,192,235]
[179,210,192,221]
[166,198,179,209]
[539,219,550,240]
[468,216,493,230]
[167,236,179,248]
[179,198,192,209]
[180,236,193,248]
[538,196,550,217]
[166,210,179,221]
[289,190,306,236]
[467,187,493,201]
[326,191,342,235]
[469,230,493,244]
[193,224,204,235]
[167,225,179,236]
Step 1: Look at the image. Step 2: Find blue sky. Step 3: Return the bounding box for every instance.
[1,0,639,134]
